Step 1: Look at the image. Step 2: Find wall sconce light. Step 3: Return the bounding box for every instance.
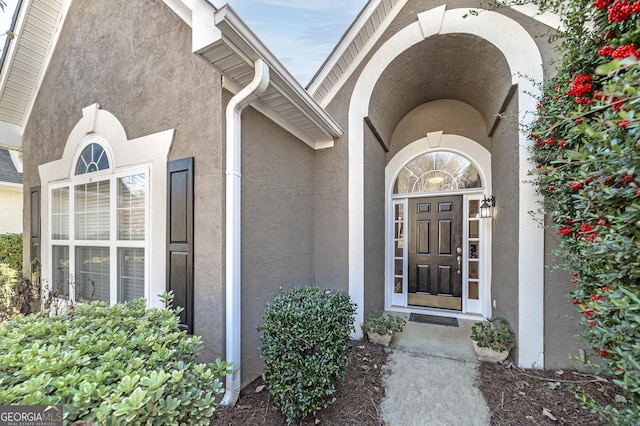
[480,195,495,218]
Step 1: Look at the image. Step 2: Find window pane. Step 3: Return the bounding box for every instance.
[118,174,146,240]
[51,188,69,239]
[52,246,69,297]
[119,248,145,302]
[75,143,109,175]
[394,152,481,194]
[76,246,110,302]
[75,181,110,240]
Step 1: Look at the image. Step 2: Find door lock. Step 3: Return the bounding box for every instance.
[456,255,462,274]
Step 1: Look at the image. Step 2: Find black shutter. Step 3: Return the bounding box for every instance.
[166,158,194,334]
[30,186,41,280]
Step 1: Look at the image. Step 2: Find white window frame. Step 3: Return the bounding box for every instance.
[39,104,174,309]
[49,157,150,304]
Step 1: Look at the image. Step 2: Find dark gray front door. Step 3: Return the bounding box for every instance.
[408,195,463,310]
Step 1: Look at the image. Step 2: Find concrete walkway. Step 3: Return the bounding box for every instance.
[380,314,491,426]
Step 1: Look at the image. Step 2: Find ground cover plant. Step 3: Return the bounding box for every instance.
[258,286,356,424]
[0,293,230,425]
[520,0,640,422]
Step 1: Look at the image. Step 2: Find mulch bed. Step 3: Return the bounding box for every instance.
[479,361,623,425]
[210,340,389,425]
[210,341,624,425]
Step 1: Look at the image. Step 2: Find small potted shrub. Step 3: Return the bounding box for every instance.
[470,317,515,362]
[362,310,406,346]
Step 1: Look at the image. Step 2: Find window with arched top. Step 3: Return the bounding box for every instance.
[75,143,110,175]
[50,137,147,303]
[394,151,482,194]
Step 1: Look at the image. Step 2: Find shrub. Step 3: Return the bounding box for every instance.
[0,233,22,273]
[470,317,516,352]
[0,293,231,425]
[258,286,356,424]
[520,0,640,422]
[361,309,406,335]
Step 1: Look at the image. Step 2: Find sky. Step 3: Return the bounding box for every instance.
[0,0,19,54]
[221,0,368,84]
[1,0,368,85]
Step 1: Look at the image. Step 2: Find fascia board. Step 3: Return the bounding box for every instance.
[212,5,343,139]
[307,0,385,94]
[222,77,334,150]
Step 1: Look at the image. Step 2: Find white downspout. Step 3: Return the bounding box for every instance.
[221,59,270,406]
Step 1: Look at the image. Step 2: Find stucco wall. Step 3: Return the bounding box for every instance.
[22,0,225,360]
[363,126,387,317]
[488,93,520,356]
[240,104,317,386]
[0,186,23,234]
[315,82,351,292]
[543,226,586,368]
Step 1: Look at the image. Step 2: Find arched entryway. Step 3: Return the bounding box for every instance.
[385,134,492,318]
[347,5,545,367]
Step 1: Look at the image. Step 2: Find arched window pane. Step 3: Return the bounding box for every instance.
[394,152,481,194]
[75,143,109,175]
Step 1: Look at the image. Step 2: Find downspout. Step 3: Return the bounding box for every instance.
[221,58,270,406]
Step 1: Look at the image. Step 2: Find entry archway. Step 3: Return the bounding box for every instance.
[348,5,544,367]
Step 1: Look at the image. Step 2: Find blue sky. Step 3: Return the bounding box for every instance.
[1,0,368,85]
[222,0,368,84]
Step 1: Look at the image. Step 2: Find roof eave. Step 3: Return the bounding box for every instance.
[193,4,343,149]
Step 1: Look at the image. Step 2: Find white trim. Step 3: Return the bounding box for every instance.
[384,135,492,318]
[308,0,409,98]
[8,149,23,173]
[39,104,173,310]
[21,0,73,130]
[347,6,545,367]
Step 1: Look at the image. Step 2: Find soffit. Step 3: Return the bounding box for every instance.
[0,0,69,148]
[195,4,343,150]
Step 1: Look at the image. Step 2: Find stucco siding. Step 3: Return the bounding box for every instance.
[543,227,586,369]
[240,104,317,386]
[363,125,386,317]
[22,0,225,360]
[488,94,520,355]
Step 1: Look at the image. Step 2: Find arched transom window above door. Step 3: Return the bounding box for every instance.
[394,151,482,194]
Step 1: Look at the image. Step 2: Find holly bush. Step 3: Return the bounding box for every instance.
[259,286,356,424]
[521,0,640,422]
[0,293,231,425]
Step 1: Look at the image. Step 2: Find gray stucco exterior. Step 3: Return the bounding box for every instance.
[19,0,587,393]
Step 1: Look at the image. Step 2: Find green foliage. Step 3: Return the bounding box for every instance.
[258,286,356,424]
[0,233,22,273]
[520,0,640,422]
[361,310,406,335]
[470,317,516,352]
[0,293,231,425]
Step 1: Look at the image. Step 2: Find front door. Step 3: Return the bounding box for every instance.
[408,195,463,310]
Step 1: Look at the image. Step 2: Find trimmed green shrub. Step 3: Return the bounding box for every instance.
[0,233,22,273]
[259,286,356,424]
[0,293,230,425]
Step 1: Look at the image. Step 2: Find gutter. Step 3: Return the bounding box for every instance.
[220,58,270,406]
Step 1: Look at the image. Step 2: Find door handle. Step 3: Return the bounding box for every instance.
[456,254,462,274]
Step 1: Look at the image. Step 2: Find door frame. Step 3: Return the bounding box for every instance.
[384,134,492,319]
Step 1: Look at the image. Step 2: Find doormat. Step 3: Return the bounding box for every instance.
[409,313,459,327]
